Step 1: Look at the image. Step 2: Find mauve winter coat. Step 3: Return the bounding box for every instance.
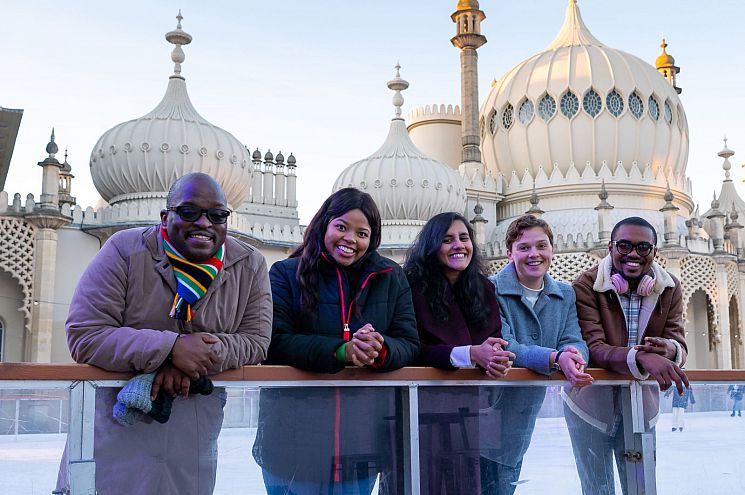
[55,225,272,495]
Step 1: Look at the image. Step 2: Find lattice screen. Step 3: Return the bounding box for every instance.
[485,259,509,276]
[680,255,719,328]
[727,262,739,300]
[549,252,601,283]
[0,217,35,330]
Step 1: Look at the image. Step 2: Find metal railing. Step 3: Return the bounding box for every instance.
[1,364,743,495]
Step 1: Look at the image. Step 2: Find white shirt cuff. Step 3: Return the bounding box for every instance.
[669,339,685,367]
[450,345,476,368]
[627,348,650,380]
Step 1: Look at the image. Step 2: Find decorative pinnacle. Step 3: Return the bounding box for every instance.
[718,137,735,180]
[711,191,721,211]
[46,128,58,157]
[599,179,608,201]
[387,62,409,119]
[660,34,668,52]
[165,10,193,77]
[664,180,674,203]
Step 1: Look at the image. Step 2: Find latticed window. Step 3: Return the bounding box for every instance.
[537,94,556,121]
[629,91,643,119]
[518,99,534,125]
[583,89,602,117]
[0,319,3,361]
[606,89,624,117]
[648,95,660,120]
[664,101,673,124]
[489,111,498,134]
[560,90,579,118]
[502,103,514,129]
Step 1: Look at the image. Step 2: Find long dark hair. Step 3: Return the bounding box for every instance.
[292,187,382,316]
[403,212,490,327]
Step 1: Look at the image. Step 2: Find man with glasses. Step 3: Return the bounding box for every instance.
[565,216,688,495]
[57,173,272,494]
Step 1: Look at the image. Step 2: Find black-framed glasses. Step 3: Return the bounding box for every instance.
[612,240,654,257]
[166,205,231,224]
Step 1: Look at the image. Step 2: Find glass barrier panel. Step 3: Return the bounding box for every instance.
[655,382,745,494]
[0,388,69,494]
[418,383,640,494]
[219,385,406,495]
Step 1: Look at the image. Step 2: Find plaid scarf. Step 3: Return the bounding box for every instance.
[161,226,225,321]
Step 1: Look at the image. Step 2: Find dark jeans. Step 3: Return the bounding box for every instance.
[564,403,628,495]
[479,456,523,495]
[262,469,376,495]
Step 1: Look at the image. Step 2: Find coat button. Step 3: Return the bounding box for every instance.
[531,333,539,340]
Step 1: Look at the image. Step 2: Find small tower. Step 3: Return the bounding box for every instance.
[595,180,614,245]
[37,129,63,209]
[655,35,681,94]
[451,1,486,168]
[470,197,488,251]
[58,148,76,207]
[660,182,680,246]
[708,192,726,252]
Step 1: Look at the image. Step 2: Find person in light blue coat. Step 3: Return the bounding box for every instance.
[480,215,593,494]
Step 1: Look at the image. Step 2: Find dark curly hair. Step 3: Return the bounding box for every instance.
[291,187,382,316]
[403,212,490,327]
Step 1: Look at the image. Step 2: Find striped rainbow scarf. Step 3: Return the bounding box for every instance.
[161,226,225,321]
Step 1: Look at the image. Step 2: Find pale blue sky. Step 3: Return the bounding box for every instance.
[2,0,744,222]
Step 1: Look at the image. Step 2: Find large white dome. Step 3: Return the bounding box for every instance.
[333,67,466,225]
[90,15,251,209]
[480,0,689,187]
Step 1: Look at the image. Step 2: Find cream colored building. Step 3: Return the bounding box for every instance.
[1,1,744,369]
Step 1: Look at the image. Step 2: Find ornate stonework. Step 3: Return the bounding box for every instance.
[0,217,35,330]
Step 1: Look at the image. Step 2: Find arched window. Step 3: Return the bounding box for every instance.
[583,89,602,118]
[502,103,514,130]
[560,90,579,118]
[606,89,624,117]
[537,94,556,121]
[518,98,534,125]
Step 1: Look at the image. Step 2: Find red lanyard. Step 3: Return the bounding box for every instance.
[334,266,392,341]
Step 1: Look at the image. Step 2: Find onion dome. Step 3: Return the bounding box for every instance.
[252,148,262,161]
[481,0,689,186]
[655,36,676,68]
[456,0,480,10]
[89,12,251,208]
[333,64,466,222]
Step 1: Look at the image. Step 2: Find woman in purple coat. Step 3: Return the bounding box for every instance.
[403,212,514,494]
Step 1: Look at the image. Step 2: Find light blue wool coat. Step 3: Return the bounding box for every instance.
[480,262,591,467]
[490,262,589,372]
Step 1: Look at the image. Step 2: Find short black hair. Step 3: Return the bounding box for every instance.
[611,216,658,245]
[166,172,225,207]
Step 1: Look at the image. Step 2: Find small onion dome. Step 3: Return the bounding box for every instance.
[264,150,274,162]
[655,37,676,69]
[287,153,296,166]
[333,64,466,221]
[252,148,262,160]
[89,13,251,208]
[275,151,285,164]
[456,0,480,10]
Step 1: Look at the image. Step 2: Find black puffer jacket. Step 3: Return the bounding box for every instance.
[264,251,419,371]
[253,251,419,487]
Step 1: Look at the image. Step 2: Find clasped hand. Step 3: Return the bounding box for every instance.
[344,324,384,367]
[471,337,515,379]
[154,332,219,398]
[636,350,689,394]
[557,347,593,387]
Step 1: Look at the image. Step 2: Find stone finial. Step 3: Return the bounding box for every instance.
[718,137,734,180]
[165,10,193,77]
[525,182,544,216]
[711,191,721,212]
[387,62,409,119]
[660,180,678,212]
[595,179,613,210]
[46,128,58,157]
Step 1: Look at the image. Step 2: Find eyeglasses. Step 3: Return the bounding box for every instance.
[612,240,654,257]
[166,205,231,224]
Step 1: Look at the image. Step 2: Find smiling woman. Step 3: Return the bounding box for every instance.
[254,187,419,494]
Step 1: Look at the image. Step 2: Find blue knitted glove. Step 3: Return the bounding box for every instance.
[113,373,155,426]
